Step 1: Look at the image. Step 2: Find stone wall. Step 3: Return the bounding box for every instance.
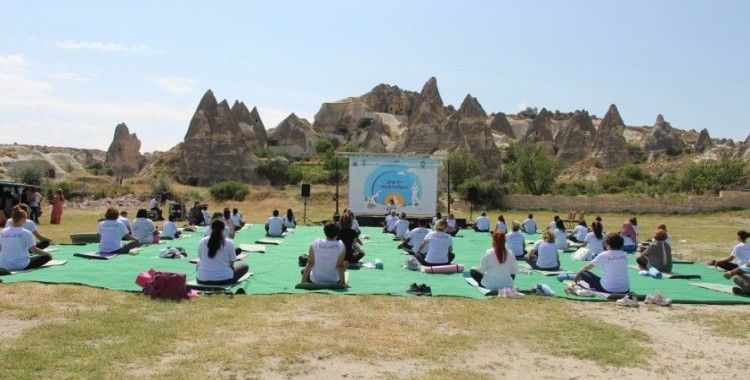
[501,190,750,213]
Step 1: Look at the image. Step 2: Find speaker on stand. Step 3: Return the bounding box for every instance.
[301,184,312,224]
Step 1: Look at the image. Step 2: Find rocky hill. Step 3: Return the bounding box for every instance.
[0,143,106,180]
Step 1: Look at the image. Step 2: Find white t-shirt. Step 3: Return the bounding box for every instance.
[591,249,630,293]
[505,231,525,257]
[386,203,398,213]
[131,218,156,244]
[117,216,131,233]
[201,210,211,224]
[549,221,557,230]
[495,221,507,233]
[148,199,158,209]
[522,219,537,233]
[197,237,236,282]
[423,230,452,264]
[731,242,750,266]
[553,228,569,250]
[395,219,410,239]
[162,221,178,238]
[266,216,285,236]
[4,219,37,234]
[622,234,636,247]
[284,216,296,228]
[350,219,359,231]
[584,232,605,258]
[446,218,457,230]
[478,248,518,290]
[572,225,588,242]
[386,216,399,232]
[432,216,440,225]
[31,192,42,207]
[230,213,242,226]
[0,226,34,270]
[407,227,430,250]
[475,216,490,231]
[532,241,558,269]
[310,238,344,284]
[98,219,129,253]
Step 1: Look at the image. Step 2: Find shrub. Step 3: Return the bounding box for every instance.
[46,181,87,199]
[209,181,249,201]
[597,164,653,193]
[10,163,46,186]
[87,163,103,175]
[506,142,557,195]
[257,159,290,186]
[285,165,303,185]
[458,178,504,208]
[184,189,207,202]
[151,173,172,195]
[678,157,748,194]
[443,148,480,188]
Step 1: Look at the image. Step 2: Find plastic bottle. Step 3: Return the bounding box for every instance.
[648,266,662,279]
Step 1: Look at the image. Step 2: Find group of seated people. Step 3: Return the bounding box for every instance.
[264,209,296,237]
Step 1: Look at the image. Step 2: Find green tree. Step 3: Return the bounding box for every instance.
[678,157,748,194]
[444,148,480,188]
[10,163,46,186]
[507,142,557,195]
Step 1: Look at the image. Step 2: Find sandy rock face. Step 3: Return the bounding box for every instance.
[441,94,501,172]
[555,110,596,165]
[104,123,143,177]
[488,112,515,138]
[267,113,318,157]
[398,77,449,153]
[522,108,555,154]
[177,90,261,186]
[231,101,267,150]
[642,114,686,155]
[694,128,712,153]
[592,104,630,168]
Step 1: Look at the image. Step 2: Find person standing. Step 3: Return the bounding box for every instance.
[50,189,65,225]
[29,188,42,224]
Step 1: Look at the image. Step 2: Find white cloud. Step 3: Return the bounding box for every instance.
[149,76,199,95]
[0,54,25,71]
[44,71,91,83]
[55,40,151,53]
[0,54,54,95]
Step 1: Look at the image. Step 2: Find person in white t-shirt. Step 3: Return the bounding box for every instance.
[446,213,458,236]
[384,211,399,234]
[230,208,245,230]
[284,209,297,229]
[131,209,158,244]
[97,207,140,254]
[575,233,630,293]
[399,219,431,254]
[395,212,410,240]
[579,221,605,259]
[118,211,132,234]
[348,210,360,232]
[552,219,569,250]
[494,215,507,234]
[203,212,232,238]
[197,219,248,285]
[161,215,181,239]
[265,209,287,237]
[470,231,518,290]
[415,220,454,266]
[0,205,52,274]
[4,203,53,249]
[710,230,750,272]
[473,212,490,232]
[526,229,559,271]
[384,199,398,214]
[521,214,537,234]
[200,204,211,227]
[569,220,588,243]
[302,222,346,286]
[148,196,163,221]
[549,215,560,231]
[505,221,526,258]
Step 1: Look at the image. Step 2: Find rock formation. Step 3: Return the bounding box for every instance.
[488,112,515,138]
[359,83,419,115]
[177,90,261,185]
[443,94,501,169]
[592,104,630,168]
[104,123,142,177]
[231,101,267,150]
[399,77,449,153]
[694,128,712,153]
[642,114,686,155]
[267,113,318,157]
[554,110,596,165]
[522,108,555,153]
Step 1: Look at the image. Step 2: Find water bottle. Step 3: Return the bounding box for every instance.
[648,267,662,279]
[374,258,384,270]
[556,273,575,282]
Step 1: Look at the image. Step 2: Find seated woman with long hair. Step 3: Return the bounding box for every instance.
[526,229,559,271]
[302,222,346,285]
[338,212,364,264]
[0,205,53,274]
[196,219,249,285]
[470,231,518,290]
[636,229,672,272]
[620,220,638,253]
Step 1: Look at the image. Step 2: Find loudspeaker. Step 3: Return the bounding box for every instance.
[301,184,311,198]
[467,188,479,203]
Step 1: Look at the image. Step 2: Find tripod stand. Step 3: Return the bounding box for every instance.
[300,197,313,225]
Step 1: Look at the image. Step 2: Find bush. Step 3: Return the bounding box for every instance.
[87,163,103,175]
[458,178,504,208]
[45,181,87,199]
[285,165,303,185]
[10,163,46,186]
[209,181,249,201]
[184,189,207,202]
[257,159,290,186]
[151,173,172,195]
[443,148,480,188]
[677,157,748,194]
[597,164,653,194]
[506,142,557,195]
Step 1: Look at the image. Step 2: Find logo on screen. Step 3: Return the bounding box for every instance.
[363,165,422,209]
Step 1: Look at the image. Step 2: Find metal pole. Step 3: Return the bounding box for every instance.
[447,155,451,215]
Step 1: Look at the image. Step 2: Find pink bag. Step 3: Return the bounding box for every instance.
[141,271,194,300]
[135,268,157,287]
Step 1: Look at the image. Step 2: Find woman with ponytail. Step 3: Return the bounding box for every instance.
[469,231,518,290]
[196,219,248,285]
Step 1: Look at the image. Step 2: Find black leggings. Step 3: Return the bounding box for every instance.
[197,263,249,285]
[717,261,739,271]
[578,270,628,293]
[469,268,514,287]
[35,240,51,250]
[26,253,52,269]
[414,251,455,266]
[525,257,559,271]
[104,241,141,255]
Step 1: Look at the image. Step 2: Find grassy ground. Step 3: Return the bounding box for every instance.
[7,189,749,378]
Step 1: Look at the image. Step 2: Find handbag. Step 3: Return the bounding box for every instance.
[143,271,190,300]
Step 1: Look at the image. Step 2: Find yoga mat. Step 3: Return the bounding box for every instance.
[689,282,736,294]
[577,281,631,300]
[43,247,59,253]
[463,274,497,296]
[187,272,252,290]
[239,244,266,253]
[628,265,701,280]
[421,264,465,274]
[9,259,67,275]
[1,228,749,303]
[296,272,349,290]
[255,238,282,245]
[73,252,115,260]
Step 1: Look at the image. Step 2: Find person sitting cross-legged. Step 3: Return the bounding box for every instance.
[636,229,672,272]
[414,219,455,266]
[196,219,249,285]
[473,211,490,232]
[575,233,630,294]
[301,222,347,286]
[98,207,140,254]
[395,212,410,240]
[469,231,518,290]
[338,212,365,265]
[0,205,53,275]
[526,229,559,271]
[265,209,287,237]
[398,218,431,254]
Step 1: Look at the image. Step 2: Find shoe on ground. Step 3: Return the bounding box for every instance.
[419,283,432,296]
[732,287,748,296]
[501,288,525,299]
[645,292,672,306]
[616,294,639,307]
[406,283,421,295]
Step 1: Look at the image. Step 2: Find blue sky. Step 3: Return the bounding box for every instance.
[2,0,748,152]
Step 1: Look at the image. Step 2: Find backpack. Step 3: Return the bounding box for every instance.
[143,271,190,300]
